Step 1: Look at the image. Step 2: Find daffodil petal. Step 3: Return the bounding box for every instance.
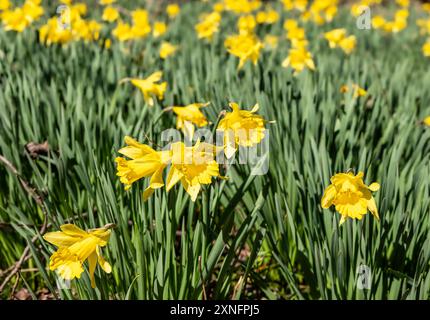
[60,224,88,237]
[166,166,183,191]
[368,182,380,192]
[43,231,82,247]
[96,246,112,274]
[321,184,336,209]
[143,187,155,201]
[88,251,98,288]
[367,196,379,220]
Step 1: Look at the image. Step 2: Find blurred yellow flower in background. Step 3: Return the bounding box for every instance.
[22,0,44,22]
[417,18,430,35]
[396,0,409,7]
[372,15,386,29]
[171,102,210,138]
[112,21,134,41]
[224,33,263,69]
[130,9,151,38]
[423,116,430,126]
[2,8,30,32]
[44,224,114,288]
[423,41,430,57]
[287,26,306,42]
[166,3,180,19]
[217,102,267,158]
[283,19,299,31]
[213,2,224,12]
[153,21,167,38]
[122,71,167,106]
[321,171,380,226]
[324,28,356,54]
[282,0,308,12]
[340,84,367,98]
[2,0,43,32]
[100,0,116,5]
[39,18,73,45]
[263,34,278,49]
[195,11,221,41]
[237,14,256,35]
[0,0,11,11]
[159,41,178,59]
[224,0,261,14]
[102,6,119,22]
[284,19,310,49]
[282,47,315,75]
[256,8,279,24]
[76,19,102,42]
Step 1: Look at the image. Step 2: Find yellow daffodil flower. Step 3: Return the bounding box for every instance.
[116,136,171,199]
[103,38,111,49]
[256,8,279,24]
[224,0,261,14]
[423,116,430,126]
[153,21,167,38]
[2,8,30,32]
[112,21,134,41]
[74,19,102,42]
[224,33,263,69]
[321,171,380,226]
[282,0,308,12]
[396,0,409,7]
[217,102,267,158]
[324,5,338,23]
[102,6,119,22]
[115,137,222,202]
[195,11,221,41]
[213,2,225,12]
[287,27,306,42]
[417,19,430,35]
[44,223,114,288]
[423,41,430,57]
[166,141,221,201]
[263,35,278,49]
[2,0,43,33]
[122,71,167,106]
[283,19,299,31]
[100,0,116,5]
[324,28,347,48]
[166,3,180,19]
[237,14,256,35]
[39,18,73,45]
[372,15,386,29]
[159,41,178,59]
[171,102,210,138]
[0,0,11,11]
[71,3,87,17]
[22,0,44,22]
[340,84,367,98]
[339,35,356,54]
[324,28,356,54]
[282,47,315,75]
[130,9,151,38]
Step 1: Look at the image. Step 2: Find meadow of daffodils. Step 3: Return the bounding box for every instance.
[0,0,430,300]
